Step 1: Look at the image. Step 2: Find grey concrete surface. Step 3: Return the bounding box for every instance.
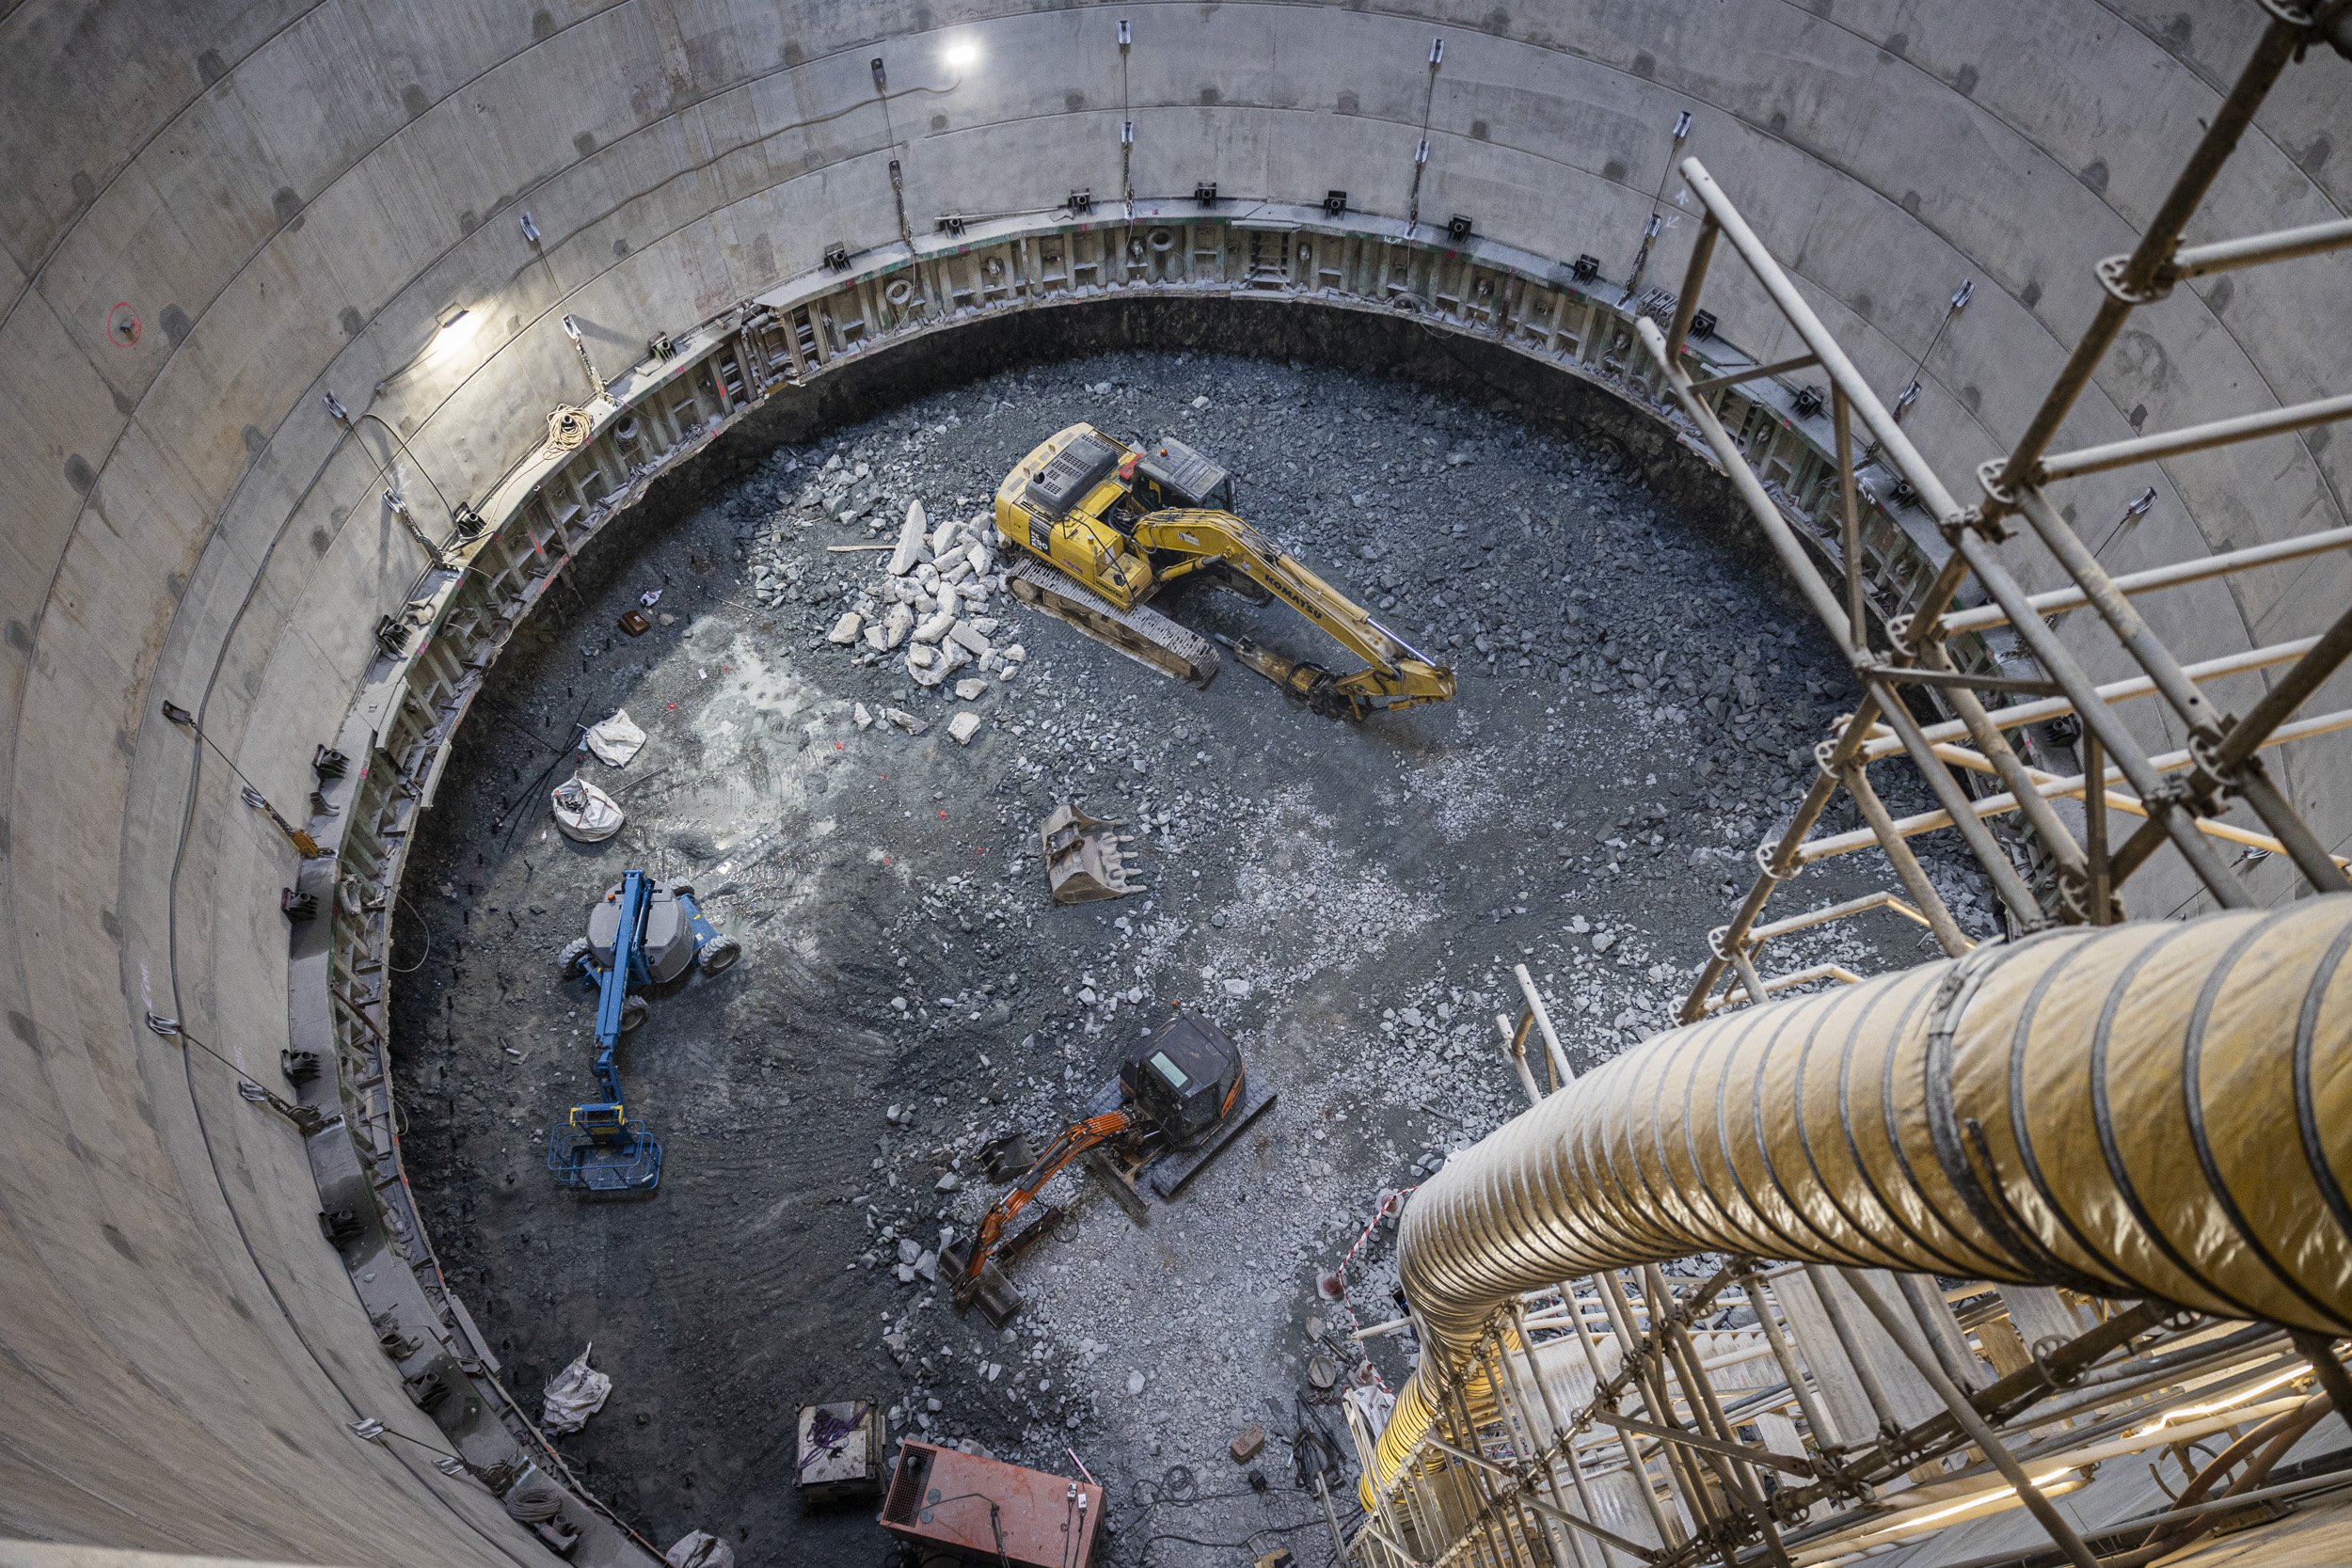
[1,1,2344,1560]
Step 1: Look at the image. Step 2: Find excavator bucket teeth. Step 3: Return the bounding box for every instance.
[1006,557,1219,687]
[1040,800,1143,904]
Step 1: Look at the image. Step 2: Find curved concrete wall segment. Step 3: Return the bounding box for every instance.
[2,0,2344,1558]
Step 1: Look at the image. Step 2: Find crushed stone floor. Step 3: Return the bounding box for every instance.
[390,350,1995,1566]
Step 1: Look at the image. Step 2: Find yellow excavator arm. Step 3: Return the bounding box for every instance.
[1131,509,1457,715]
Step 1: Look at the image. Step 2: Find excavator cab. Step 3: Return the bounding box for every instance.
[1132,436,1234,513]
[1121,1015,1245,1149]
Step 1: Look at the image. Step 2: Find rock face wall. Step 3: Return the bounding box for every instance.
[0,1,2343,1559]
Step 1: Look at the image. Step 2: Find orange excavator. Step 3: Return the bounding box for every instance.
[943,1015,1275,1326]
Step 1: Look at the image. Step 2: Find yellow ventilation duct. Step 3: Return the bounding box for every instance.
[1366,897,2352,1506]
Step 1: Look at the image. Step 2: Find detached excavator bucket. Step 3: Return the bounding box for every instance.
[1040,801,1141,904]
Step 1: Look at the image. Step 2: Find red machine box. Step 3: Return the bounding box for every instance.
[879,1440,1104,1567]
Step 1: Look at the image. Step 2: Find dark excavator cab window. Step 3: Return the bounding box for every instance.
[1123,1015,1242,1148]
[1025,431,1122,516]
[1137,436,1234,512]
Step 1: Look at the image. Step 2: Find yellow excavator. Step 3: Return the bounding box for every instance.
[992,423,1456,718]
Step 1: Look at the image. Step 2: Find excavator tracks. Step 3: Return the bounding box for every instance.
[1005,556,1219,687]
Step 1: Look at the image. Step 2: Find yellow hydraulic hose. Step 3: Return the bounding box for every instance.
[1365,898,2352,1507]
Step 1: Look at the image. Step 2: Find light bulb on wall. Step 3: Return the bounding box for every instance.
[431,304,478,356]
[942,38,979,70]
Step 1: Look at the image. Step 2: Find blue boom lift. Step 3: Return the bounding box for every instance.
[545,869,739,1195]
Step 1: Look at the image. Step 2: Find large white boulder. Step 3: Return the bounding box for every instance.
[888,500,929,576]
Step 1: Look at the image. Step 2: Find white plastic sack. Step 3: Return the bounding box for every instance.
[664,1530,736,1568]
[583,709,646,767]
[550,776,624,843]
[541,1344,612,1434]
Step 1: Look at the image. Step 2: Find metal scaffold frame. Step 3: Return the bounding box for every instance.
[1662,10,2352,1020]
[1348,949,2352,1568]
[1349,9,2352,1567]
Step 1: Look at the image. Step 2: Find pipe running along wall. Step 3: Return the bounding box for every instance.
[1367,896,2352,1504]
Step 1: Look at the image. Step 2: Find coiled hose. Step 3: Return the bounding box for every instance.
[1367,897,2352,1506]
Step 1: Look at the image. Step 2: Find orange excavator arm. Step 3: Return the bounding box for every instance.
[955,1109,1136,1291]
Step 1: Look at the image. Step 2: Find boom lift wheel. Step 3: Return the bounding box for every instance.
[620,994,648,1032]
[556,936,591,978]
[698,934,742,974]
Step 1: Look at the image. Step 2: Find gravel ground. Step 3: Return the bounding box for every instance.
[390,349,1994,1566]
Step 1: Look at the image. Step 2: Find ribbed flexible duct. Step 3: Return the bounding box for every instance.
[1368,898,2352,1504]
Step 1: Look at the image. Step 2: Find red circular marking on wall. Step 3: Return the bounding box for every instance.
[105,302,141,348]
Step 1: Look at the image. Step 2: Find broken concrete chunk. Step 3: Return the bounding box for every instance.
[929,517,961,559]
[914,608,957,644]
[947,712,982,746]
[827,610,864,645]
[883,707,928,735]
[888,500,928,575]
[1001,643,1027,663]
[861,624,888,652]
[954,678,989,702]
[852,703,874,730]
[906,642,940,671]
[948,621,992,657]
[939,640,973,674]
[910,658,949,688]
[882,604,914,648]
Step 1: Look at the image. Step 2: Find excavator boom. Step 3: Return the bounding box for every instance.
[1132,509,1456,715]
[948,1109,1136,1297]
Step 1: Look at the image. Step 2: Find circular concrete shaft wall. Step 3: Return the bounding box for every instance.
[1,2,2344,1560]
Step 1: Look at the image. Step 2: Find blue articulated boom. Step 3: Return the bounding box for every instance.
[545,869,739,1195]
[547,869,662,1194]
